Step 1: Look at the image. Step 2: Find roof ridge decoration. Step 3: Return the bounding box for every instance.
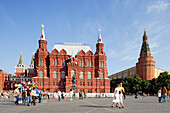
[40,24,46,40]
[97,28,102,43]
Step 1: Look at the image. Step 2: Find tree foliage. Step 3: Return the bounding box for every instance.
[110,72,170,94]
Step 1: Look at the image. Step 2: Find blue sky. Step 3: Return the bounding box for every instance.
[0,0,170,75]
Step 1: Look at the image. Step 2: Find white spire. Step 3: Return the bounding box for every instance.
[40,24,46,40]
[97,28,102,43]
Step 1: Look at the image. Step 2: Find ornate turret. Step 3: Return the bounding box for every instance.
[95,28,104,55]
[30,52,34,68]
[15,51,26,76]
[136,29,155,80]
[38,24,48,51]
[140,28,151,55]
[18,51,24,66]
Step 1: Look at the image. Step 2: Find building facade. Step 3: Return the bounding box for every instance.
[109,66,170,80]
[32,25,110,93]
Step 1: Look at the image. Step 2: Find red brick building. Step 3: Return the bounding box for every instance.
[136,29,155,80]
[32,25,110,93]
[0,69,10,91]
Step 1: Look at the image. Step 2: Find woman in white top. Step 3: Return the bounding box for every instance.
[158,87,162,103]
[111,84,121,108]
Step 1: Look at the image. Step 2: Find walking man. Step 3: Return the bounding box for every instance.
[119,83,125,108]
[58,90,61,102]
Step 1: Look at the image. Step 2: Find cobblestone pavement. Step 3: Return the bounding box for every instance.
[0,96,170,113]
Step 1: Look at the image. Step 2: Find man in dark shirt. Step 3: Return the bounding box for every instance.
[26,87,31,106]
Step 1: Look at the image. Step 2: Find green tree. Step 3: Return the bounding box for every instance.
[141,80,151,93]
[156,72,170,90]
[132,74,142,93]
[148,78,157,95]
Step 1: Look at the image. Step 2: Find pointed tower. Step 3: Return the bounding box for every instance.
[94,28,110,93]
[136,29,155,80]
[15,51,26,76]
[33,24,49,87]
[28,52,36,77]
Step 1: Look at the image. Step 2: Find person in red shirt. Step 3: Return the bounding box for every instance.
[162,86,167,103]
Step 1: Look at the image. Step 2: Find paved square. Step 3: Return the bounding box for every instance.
[0,96,170,113]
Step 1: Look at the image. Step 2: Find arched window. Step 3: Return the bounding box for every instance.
[71,70,75,78]
[61,59,63,66]
[53,59,55,66]
[80,60,81,66]
[100,72,104,79]
[87,60,89,67]
[40,59,41,66]
[55,59,58,66]
[61,71,65,79]
[80,72,84,79]
[88,72,91,79]
[90,61,92,67]
[40,71,43,78]
[82,60,84,67]
[53,71,57,78]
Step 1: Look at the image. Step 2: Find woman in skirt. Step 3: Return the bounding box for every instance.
[111,84,121,108]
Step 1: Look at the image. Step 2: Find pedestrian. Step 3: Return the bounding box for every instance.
[111,84,121,108]
[22,88,27,105]
[119,83,125,108]
[58,90,61,102]
[79,92,81,99]
[157,87,162,103]
[39,90,42,103]
[26,87,31,106]
[1,91,4,100]
[70,89,73,101]
[62,92,65,100]
[14,88,19,105]
[81,91,84,99]
[31,87,36,105]
[162,86,167,103]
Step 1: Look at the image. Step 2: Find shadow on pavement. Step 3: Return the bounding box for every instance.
[79,105,111,108]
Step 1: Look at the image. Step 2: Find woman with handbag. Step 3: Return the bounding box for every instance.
[14,88,19,105]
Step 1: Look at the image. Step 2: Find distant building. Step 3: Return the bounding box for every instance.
[109,66,170,80]
[0,69,10,91]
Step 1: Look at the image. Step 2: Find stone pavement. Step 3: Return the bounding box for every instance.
[0,96,170,113]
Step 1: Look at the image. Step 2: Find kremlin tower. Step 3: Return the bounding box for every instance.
[136,29,155,80]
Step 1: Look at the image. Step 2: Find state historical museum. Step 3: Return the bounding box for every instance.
[27,25,110,93]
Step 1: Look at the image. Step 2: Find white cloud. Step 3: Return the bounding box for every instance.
[121,56,136,61]
[150,42,159,49]
[152,50,160,55]
[147,0,170,13]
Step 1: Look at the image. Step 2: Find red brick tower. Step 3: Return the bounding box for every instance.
[94,29,110,93]
[136,29,155,80]
[33,24,49,91]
